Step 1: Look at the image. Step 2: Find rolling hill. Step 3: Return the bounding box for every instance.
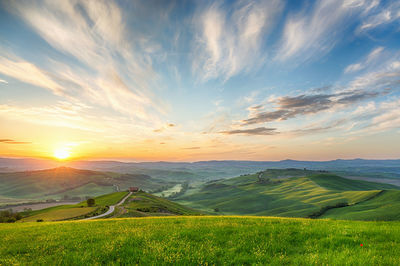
[16,191,201,222]
[174,169,400,220]
[0,167,174,205]
[114,191,201,218]
[19,191,129,222]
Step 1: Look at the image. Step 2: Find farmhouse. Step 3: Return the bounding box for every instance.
[129,187,139,192]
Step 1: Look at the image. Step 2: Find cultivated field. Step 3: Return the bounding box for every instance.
[1,216,399,265]
[18,192,128,222]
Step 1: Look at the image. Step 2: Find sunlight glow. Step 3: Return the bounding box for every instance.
[54,148,70,160]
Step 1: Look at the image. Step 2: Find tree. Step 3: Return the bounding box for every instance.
[87,198,95,207]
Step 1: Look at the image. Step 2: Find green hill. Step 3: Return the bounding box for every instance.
[174,169,400,220]
[113,191,202,218]
[308,174,396,191]
[1,216,399,265]
[320,190,400,221]
[20,192,129,222]
[18,191,201,222]
[0,167,174,205]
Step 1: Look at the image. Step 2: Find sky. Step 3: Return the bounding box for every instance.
[0,0,400,161]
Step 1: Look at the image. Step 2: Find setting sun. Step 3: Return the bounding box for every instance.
[54,148,70,160]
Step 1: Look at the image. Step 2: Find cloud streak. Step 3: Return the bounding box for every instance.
[0,139,31,144]
[221,127,278,136]
[242,89,387,125]
[344,46,384,73]
[0,55,64,95]
[193,0,283,81]
[3,0,165,123]
[358,1,400,33]
[276,0,370,62]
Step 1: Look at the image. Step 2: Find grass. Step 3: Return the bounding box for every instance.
[90,191,128,206]
[308,174,398,191]
[175,171,400,219]
[20,207,97,222]
[19,192,128,222]
[321,190,400,221]
[118,192,201,217]
[1,216,400,265]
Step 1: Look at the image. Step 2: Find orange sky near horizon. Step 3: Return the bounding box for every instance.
[1,0,400,162]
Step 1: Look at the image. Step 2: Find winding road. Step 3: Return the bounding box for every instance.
[83,192,132,220]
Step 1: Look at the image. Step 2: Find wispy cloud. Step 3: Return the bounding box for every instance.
[221,127,278,136]
[0,139,31,144]
[0,78,8,84]
[193,0,283,81]
[3,0,166,122]
[242,89,387,125]
[276,0,369,62]
[344,46,384,73]
[0,55,63,95]
[358,1,400,33]
[182,146,201,150]
[153,123,176,133]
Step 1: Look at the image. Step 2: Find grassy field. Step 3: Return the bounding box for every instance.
[321,190,400,221]
[175,170,400,219]
[21,207,97,222]
[19,192,128,222]
[91,191,128,206]
[1,216,399,265]
[116,192,201,217]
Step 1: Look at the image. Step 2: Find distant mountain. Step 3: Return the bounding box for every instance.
[1,157,399,179]
[0,167,172,206]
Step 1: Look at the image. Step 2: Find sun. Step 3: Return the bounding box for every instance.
[54,148,70,160]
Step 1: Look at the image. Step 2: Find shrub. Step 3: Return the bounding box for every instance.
[0,209,23,223]
[87,198,95,207]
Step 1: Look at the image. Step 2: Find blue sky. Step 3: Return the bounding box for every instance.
[0,0,400,161]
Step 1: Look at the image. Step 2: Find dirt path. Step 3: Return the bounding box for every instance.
[82,192,132,220]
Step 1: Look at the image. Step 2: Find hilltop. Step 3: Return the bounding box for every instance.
[174,169,400,220]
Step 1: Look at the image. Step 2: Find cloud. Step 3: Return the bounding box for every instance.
[0,102,97,132]
[357,1,400,32]
[3,0,165,122]
[153,123,176,133]
[348,59,400,92]
[0,139,31,144]
[193,0,283,81]
[0,78,8,84]
[289,118,347,135]
[242,89,386,125]
[221,127,278,135]
[0,55,64,95]
[182,146,201,150]
[344,46,384,73]
[276,0,368,62]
